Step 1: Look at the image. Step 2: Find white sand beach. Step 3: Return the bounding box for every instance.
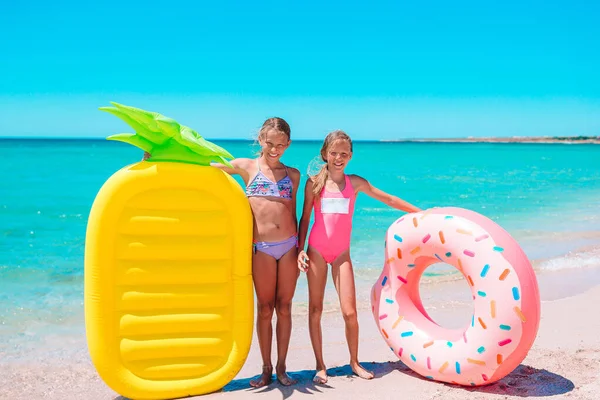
[2,264,599,400]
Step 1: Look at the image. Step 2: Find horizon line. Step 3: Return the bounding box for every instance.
[1,135,598,142]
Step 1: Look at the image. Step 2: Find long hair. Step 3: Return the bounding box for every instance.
[311,130,353,197]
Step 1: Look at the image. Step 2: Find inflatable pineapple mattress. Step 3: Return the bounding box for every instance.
[85,103,253,399]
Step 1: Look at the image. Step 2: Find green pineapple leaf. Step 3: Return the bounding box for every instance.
[107,133,153,153]
[100,102,234,167]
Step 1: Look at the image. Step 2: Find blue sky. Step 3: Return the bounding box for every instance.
[1,1,599,139]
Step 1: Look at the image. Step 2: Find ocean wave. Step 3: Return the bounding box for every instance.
[534,246,600,271]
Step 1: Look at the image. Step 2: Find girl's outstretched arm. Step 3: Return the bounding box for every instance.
[352,175,421,213]
[297,179,315,271]
[211,158,251,183]
[143,151,252,183]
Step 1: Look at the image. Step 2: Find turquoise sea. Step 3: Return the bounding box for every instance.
[1,139,600,356]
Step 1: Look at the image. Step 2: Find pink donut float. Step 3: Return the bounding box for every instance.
[371,207,540,386]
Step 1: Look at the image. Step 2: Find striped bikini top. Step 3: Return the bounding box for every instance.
[245,159,293,199]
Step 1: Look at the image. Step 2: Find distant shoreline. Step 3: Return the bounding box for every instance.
[382,136,600,144]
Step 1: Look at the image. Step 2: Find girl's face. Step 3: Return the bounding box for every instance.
[325,139,352,172]
[259,129,290,161]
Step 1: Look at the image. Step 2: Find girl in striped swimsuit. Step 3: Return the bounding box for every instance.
[215,118,300,387]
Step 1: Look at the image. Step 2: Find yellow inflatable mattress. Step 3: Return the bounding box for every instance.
[85,103,253,399]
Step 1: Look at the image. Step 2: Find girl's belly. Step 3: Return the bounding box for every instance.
[249,197,296,241]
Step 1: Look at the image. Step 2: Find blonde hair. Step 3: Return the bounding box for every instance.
[254,117,291,156]
[258,117,290,140]
[312,130,353,197]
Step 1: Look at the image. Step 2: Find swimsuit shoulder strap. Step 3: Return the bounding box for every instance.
[343,174,354,194]
[246,158,262,188]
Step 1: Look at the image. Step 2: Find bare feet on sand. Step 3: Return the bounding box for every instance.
[351,362,374,380]
[313,368,328,384]
[250,365,273,388]
[276,365,297,386]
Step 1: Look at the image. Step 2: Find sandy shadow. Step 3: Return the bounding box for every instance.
[389,361,574,397]
[222,360,399,399]
[113,362,573,399]
[458,364,575,397]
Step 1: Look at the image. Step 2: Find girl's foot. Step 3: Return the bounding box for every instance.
[250,365,273,388]
[276,368,297,386]
[313,368,328,384]
[351,362,374,380]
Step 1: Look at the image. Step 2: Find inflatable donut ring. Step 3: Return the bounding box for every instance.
[371,207,540,386]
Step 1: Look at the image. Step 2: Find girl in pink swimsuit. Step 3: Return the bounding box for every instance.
[297,130,420,384]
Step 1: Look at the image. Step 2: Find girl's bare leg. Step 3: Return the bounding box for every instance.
[250,251,277,387]
[274,247,300,385]
[306,246,329,384]
[331,251,374,380]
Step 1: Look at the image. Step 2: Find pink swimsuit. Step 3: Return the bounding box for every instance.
[308,175,356,264]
